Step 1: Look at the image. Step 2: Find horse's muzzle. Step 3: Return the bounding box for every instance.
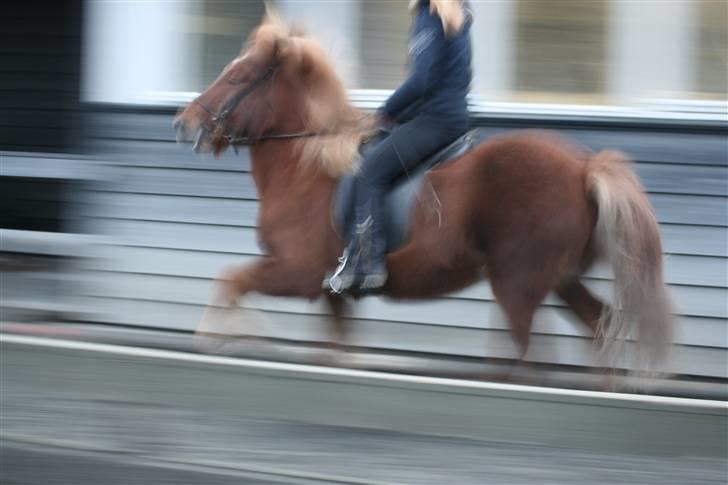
[192,127,207,153]
[173,117,187,143]
[173,115,212,154]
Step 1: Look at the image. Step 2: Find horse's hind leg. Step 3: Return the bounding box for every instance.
[487,257,561,383]
[555,277,607,338]
[490,269,555,357]
[555,277,622,390]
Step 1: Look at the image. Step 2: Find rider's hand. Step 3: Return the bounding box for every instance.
[375,109,395,130]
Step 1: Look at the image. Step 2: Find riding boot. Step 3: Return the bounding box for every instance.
[328,186,388,294]
[356,193,388,292]
[327,179,368,293]
[327,232,361,294]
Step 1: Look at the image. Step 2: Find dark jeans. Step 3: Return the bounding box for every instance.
[350,115,468,270]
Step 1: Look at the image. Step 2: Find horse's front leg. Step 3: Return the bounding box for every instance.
[196,257,330,353]
[196,258,271,353]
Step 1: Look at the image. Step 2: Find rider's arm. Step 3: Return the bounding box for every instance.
[381,13,445,121]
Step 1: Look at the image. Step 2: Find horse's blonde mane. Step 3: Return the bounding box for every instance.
[253,12,376,178]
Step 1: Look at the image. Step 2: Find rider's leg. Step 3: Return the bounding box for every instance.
[329,116,467,293]
[353,179,388,290]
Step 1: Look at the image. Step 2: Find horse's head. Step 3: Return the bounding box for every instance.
[174,11,359,163]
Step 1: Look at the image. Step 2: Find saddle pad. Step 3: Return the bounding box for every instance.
[333,129,477,251]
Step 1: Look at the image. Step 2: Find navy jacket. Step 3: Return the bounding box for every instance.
[382,0,472,126]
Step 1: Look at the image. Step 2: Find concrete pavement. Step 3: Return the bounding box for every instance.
[1,334,726,484]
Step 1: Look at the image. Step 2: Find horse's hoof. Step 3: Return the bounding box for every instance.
[193,331,229,355]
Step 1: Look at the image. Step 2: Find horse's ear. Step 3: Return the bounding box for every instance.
[263,2,284,26]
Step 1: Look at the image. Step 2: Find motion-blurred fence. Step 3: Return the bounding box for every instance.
[4,105,725,379]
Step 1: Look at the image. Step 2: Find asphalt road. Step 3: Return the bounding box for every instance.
[1,336,726,485]
[1,443,296,485]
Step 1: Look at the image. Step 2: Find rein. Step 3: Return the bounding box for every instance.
[223,130,328,146]
[221,131,323,155]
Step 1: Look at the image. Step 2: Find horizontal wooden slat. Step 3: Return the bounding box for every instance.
[88,136,728,186]
[635,164,728,197]
[87,158,726,206]
[0,230,99,256]
[586,256,727,289]
[2,271,67,300]
[87,217,728,258]
[88,219,262,253]
[660,224,727,257]
[80,269,728,327]
[85,112,183,142]
[87,139,250,170]
[81,296,728,378]
[85,192,260,225]
[76,295,586,361]
[0,155,105,181]
[84,190,727,230]
[568,131,728,166]
[650,194,727,227]
[86,112,728,165]
[103,167,259,199]
[87,243,728,289]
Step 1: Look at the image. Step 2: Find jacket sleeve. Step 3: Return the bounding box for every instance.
[382,14,445,120]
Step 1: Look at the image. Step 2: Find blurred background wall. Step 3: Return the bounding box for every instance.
[1,0,727,381]
[81,0,727,106]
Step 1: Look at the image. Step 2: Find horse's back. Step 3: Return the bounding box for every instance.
[461,130,591,176]
[422,130,596,268]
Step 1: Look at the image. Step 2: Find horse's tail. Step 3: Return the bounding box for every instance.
[585,150,673,372]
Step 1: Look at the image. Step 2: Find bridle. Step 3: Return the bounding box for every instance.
[192,62,324,148]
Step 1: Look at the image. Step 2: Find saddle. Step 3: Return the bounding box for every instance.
[332,129,478,251]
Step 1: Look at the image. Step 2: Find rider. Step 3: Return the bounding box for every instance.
[329,0,473,293]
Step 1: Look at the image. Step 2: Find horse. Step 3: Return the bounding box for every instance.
[174,14,673,375]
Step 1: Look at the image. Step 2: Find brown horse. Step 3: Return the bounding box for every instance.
[174,15,672,372]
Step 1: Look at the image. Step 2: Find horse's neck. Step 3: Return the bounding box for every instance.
[250,143,334,203]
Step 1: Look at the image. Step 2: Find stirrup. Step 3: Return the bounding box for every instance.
[328,275,345,294]
[327,250,354,294]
